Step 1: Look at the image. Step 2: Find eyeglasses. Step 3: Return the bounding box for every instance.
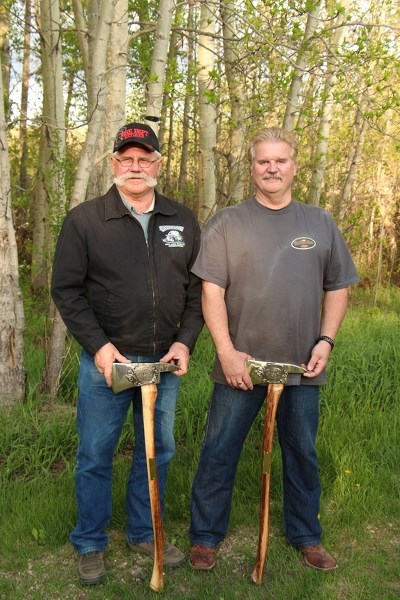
[113,156,160,169]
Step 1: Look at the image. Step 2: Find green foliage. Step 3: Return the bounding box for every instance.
[0,398,76,482]
[148,72,159,83]
[31,527,46,545]
[0,290,399,597]
[4,0,399,287]
[202,87,219,106]
[128,0,159,90]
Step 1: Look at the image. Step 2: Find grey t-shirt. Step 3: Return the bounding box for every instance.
[192,198,360,385]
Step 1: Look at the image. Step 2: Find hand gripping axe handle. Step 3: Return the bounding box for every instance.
[245,360,307,586]
[112,361,179,592]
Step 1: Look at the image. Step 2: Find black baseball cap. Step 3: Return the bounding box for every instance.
[113,122,160,153]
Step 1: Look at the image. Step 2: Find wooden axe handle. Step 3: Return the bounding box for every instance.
[252,382,284,585]
[141,383,164,592]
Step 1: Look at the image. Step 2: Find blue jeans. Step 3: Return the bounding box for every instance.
[190,383,322,548]
[70,350,180,555]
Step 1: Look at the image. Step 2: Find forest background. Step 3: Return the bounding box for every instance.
[1,0,399,402]
[0,1,399,597]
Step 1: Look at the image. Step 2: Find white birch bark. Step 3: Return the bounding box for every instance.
[197,2,217,223]
[282,2,321,132]
[178,0,195,192]
[0,53,25,406]
[221,0,247,205]
[47,1,116,397]
[0,5,10,112]
[69,0,115,209]
[308,8,348,207]
[30,128,49,289]
[33,0,67,392]
[87,0,129,198]
[31,0,66,290]
[335,106,368,221]
[19,0,32,192]
[72,0,89,79]
[145,0,175,134]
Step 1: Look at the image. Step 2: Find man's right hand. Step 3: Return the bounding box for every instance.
[219,348,253,390]
[94,342,131,387]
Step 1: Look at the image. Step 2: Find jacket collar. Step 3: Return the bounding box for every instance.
[104,185,177,220]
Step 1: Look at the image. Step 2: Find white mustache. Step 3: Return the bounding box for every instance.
[114,172,158,188]
[263,174,282,180]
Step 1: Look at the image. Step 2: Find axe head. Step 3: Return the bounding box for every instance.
[112,362,179,393]
[245,359,306,385]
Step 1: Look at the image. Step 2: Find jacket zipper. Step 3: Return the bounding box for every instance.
[146,236,157,355]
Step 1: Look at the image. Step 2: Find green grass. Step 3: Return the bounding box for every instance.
[0,287,399,599]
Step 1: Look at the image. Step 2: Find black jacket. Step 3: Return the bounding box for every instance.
[51,185,203,356]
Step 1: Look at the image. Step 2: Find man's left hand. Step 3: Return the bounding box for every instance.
[302,340,332,378]
[160,342,190,376]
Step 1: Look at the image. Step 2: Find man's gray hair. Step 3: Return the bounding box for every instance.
[249,126,298,161]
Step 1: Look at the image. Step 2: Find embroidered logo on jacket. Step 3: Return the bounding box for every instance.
[291,237,316,250]
[159,225,185,247]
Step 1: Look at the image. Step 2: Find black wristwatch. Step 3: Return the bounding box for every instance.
[317,335,335,349]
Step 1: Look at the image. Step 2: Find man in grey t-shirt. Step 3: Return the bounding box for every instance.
[189,126,360,573]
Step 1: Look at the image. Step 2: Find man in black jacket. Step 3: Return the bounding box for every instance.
[51,123,203,585]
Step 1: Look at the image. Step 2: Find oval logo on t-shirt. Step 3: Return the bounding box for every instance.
[291,237,316,250]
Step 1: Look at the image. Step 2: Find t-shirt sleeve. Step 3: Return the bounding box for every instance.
[323,214,360,291]
[191,213,229,289]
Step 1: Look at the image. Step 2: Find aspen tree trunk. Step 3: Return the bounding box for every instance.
[160,3,183,194]
[366,206,376,269]
[221,0,247,206]
[178,0,195,193]
[158,89,169,154]
[0,5,10,116]
[65,76,74,125]
[308,8,348,207]
[373,116,395,300]
[145,0,175,134]
[31,0,67,290]
[282,2,321,132]
[197,2,217,223]
[46,1,116,398]
[72,0,89,81]
[19,0,32,192]
[30,128,49,290]
[86,0,129,199]
[163,96,175,194]
[34,0,67,394]
[68,1,119,211]
[295,73,316,132]
[0,54,25,406]
[374,216,385,307]
[334,106,368,221]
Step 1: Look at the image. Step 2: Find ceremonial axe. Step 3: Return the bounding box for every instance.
[245,359,307,586]
[112,361,179,592]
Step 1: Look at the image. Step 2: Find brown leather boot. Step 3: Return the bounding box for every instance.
[301,544,338,571]
[127,540,185,567]
[189,544,216,570]
[78,551,106,585]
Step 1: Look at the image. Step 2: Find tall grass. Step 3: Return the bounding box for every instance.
[0,287,399,599]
